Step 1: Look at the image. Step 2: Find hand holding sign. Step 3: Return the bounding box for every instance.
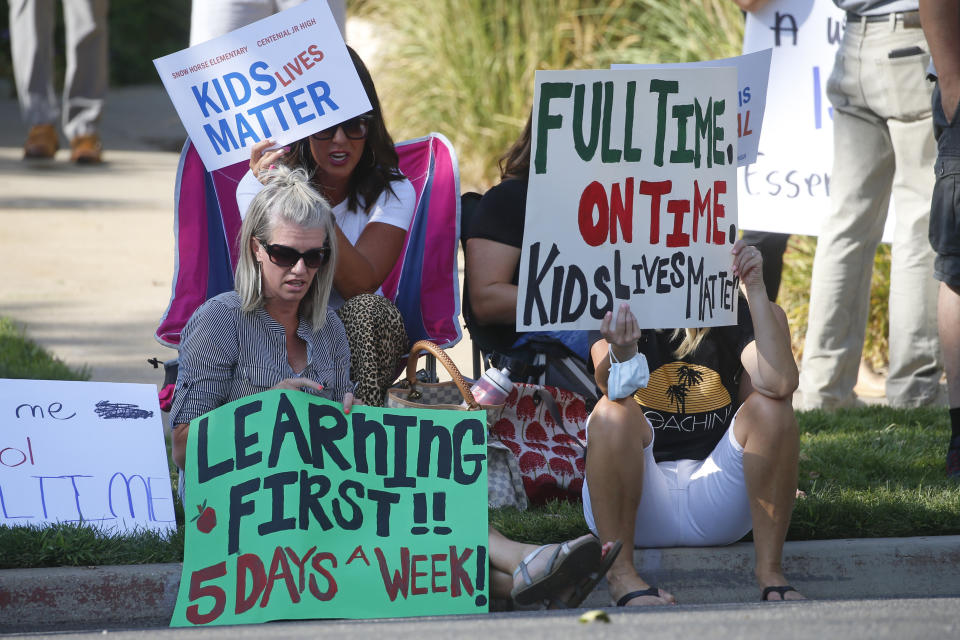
[601,303,641,361]
[517,67,740,332]
[153,0,371,171]
[730,239,765,295]
[249,138,289,182]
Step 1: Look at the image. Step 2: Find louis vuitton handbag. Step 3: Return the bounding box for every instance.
[386,340,528,510]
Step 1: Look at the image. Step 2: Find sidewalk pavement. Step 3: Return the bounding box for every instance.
[3,536,959,633]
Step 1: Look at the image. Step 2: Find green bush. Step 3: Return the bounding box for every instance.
[108,1,191,85]
[0,317,89,381]
[780,236,892,370]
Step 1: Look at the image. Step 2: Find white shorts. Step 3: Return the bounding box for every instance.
[582,407,752,548]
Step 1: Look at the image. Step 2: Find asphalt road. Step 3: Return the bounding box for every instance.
[9,598,959,640]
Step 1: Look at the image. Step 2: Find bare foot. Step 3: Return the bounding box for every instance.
[512,534,611,608]
[758,571,806,601]
[607,570,676,606]
[761,585,806,601]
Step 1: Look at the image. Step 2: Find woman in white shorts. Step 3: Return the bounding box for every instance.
[583,238,804,605]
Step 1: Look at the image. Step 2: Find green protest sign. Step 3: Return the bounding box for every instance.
[170,390,488,626]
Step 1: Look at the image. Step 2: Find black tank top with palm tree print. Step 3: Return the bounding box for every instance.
[590,299,755,462]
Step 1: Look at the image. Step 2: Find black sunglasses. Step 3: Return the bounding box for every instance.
[310,114,372,141]
[258,239,331,269]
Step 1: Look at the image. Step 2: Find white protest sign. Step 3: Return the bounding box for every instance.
[153,0,371,171]
[0,379,175,532]
[517,68,739,331]
[613,48,772,167]
[737,0,894,239]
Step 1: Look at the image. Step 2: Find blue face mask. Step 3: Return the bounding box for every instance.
[607,346,649,401]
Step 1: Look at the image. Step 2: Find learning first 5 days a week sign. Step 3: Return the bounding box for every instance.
[0,379,175,531]
[517,68,739,331]
[171,391,488,627]
[153,0,370,171]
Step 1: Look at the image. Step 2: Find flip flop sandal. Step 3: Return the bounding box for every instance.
[761,585,799,601]
[616,586,665,606]
[510,536,602,606]
[552,539,624,609]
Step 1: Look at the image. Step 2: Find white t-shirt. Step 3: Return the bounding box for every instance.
[235,170,416,307]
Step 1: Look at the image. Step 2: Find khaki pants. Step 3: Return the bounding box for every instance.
[9,0,108,139]
[800,16,941,408]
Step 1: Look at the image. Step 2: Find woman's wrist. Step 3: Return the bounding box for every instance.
[606,347,649,400]
[609,342,639,362]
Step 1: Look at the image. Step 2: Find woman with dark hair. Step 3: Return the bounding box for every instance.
[236,46,413,406]
[463,115,596,400]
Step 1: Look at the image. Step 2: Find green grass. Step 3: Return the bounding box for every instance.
[791,406,958,539]
[0,523,183,569]
[494,407,959,545]
[0,317,90,381]
[359,0,743,191]
[3,407,956,568]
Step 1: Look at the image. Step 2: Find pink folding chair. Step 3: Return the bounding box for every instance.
[156,133,462,358]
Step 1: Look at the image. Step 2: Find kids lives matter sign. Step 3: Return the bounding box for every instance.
[153,0,370,171]
[171,391,488,626]
[517,68,740,331]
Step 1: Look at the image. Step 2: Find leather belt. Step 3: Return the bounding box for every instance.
[846,9,921,28]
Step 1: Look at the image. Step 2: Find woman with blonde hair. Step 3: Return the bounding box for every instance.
[583,240,805,605]
[171,164,354,495]
[240,46,413,406]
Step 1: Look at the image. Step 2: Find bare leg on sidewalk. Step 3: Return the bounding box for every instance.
[735,392,805,600]
[585,396,675,606]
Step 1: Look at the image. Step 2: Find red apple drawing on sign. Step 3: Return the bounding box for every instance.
[191,499,216,533]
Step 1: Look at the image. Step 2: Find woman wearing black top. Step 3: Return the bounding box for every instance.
[584,239,804,605]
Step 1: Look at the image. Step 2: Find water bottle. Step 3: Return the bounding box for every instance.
[463,367,514,406]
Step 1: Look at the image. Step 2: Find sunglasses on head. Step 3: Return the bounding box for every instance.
[258,239,331,269]
[310,114,372,141]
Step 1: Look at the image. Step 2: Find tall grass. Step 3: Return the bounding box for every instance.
[779,236,892,369]
[357,0,743,191]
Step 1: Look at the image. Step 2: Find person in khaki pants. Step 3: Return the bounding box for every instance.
[800,1,942,409]
[9,0,107,163]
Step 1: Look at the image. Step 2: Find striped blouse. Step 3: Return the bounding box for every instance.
[170,291,353,427]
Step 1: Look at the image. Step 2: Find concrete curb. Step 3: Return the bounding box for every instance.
[582,535,960,607]
[0,563,181,633]
[3,536,959,632]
